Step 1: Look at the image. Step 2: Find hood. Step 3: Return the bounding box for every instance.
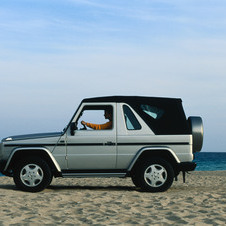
[2,132,63,142]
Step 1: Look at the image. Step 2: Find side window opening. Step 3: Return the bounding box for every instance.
[141,105,164,120]
[123,105,141,130]
[76,105,113,130]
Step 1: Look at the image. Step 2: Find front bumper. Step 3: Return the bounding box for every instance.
[178,162,196,172]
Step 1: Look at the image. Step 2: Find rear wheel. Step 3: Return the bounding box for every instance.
[13,157,53,192]
[133,158,174,192]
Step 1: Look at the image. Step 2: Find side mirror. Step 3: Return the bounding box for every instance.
[70,122,77,135]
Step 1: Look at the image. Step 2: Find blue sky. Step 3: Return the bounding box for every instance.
[0,0,226,152]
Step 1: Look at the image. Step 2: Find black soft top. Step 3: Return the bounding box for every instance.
[82,96,182,104]
[82,96,190,135]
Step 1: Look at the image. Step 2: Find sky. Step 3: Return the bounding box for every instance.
[0,0,226,152]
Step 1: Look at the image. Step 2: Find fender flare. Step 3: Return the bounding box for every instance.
[4,147,62,173]
[127,146,181,171]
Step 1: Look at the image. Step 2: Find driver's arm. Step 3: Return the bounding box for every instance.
[81,121,112,130]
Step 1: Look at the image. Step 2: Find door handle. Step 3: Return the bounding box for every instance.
[105,141,115,146]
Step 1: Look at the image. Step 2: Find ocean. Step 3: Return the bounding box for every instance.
[194,152,226,171]
[0,152,225,177]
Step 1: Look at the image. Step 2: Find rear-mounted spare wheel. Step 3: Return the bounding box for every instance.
[188,116,204,152]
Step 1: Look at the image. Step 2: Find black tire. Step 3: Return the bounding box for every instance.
[13,157,53,192]
[134,158,174,192]
[131,173,141,188]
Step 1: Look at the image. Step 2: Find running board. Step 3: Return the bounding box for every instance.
[62,172,127,178]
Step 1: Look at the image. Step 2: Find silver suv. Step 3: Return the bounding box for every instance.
[0,96,203,192]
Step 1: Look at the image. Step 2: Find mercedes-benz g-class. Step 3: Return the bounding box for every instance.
[0,96,203,192]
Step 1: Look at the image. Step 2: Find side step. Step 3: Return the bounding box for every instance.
[62,172,127,178]
[61,170,127,178]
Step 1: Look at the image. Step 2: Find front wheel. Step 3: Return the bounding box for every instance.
[134,158,174,192]
[13,157,53,192]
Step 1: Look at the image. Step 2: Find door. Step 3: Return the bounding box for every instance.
[66,103,117,169]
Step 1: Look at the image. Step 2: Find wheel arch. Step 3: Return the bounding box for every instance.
[128,147,180,176]
[4,147,61,176]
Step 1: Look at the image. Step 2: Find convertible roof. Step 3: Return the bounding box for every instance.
[82,96,182,104]
[82,96,189,135]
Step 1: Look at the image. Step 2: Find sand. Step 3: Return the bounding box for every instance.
[0,171,225,225]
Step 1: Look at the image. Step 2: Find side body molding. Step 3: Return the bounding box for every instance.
[4,147,62,173]
[127,146,181,171]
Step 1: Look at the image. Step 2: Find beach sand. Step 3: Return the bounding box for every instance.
[0,171,225,225]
